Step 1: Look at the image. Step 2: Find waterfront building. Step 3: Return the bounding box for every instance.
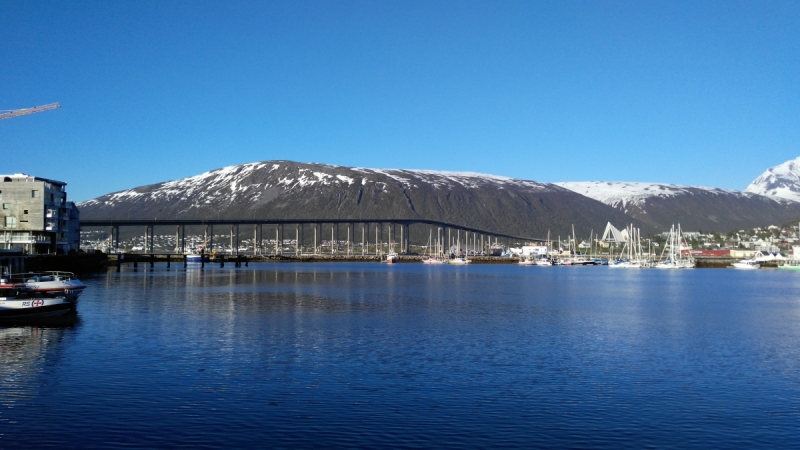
[0,173,80,254]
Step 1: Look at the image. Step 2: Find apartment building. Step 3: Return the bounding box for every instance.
[0,173,80,254]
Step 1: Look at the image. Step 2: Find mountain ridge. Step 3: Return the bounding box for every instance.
[79,159,800,235]
[78,160,642,238]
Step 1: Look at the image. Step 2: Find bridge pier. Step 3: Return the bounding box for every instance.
[314,224,319,254]
[299,224,304,255]
[181,224,186,254]
[279,224,284,255]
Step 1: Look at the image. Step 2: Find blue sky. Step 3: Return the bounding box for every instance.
[2,0,798,201]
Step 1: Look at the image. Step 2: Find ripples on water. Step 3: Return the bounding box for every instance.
[2,263,800,448]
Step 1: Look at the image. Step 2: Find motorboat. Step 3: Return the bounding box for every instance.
[9,271,86,300]
[518,256,537,265]
[384,252,399,264]
[731,259,760,270]
[0,282,76,320]
[534,258,553,266]
[422,257,447,264]
[449,257,471,265]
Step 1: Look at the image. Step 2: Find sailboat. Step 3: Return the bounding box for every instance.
[422,230,447,264]
[609,224,643,268]
[655,224,695,269]
[449,232,471,264]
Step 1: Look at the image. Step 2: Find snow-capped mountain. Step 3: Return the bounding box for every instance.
[79,161,640,238]
[745,157,800,203]
[80,159,800,235]
[556,181,800,232]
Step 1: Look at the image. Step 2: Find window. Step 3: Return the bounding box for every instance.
[32,189,39,198]
[23,210,28,214]
[2,203,9,210]
[4,217,17,228]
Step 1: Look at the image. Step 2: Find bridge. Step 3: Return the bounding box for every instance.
[79,218,544,255]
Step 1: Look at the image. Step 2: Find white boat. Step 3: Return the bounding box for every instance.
[449,257,471,265]
[534,258,553,266]
[184,253,204,263]
[384,252,399,264]
[609,259,642,268]
[0,282,76,320]
[518,256,537,265]
[9,271,86,300]
[422,257,447,264]
[731,259,760,270]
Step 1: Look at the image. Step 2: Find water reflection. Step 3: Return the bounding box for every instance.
[5,263,800,448]
[0,319,78,409]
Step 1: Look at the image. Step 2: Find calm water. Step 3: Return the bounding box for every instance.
[2,263,800,448]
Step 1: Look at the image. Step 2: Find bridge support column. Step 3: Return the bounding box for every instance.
[403,224,410,254]
[147,225,154,254]
[254,224,259,255]
[377,223,382,255]
[299,224,304,255]
[277,225,284,256]
[332,224,337,254]
[180,225,186,254]
[347,223,353,255]
[390,223,396,253]
[399,223,403,254]
[314,224,319,254]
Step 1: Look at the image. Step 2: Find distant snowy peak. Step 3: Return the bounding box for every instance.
[745,157,800,203]
[555,181,755,213]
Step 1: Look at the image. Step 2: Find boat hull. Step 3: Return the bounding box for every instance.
[0,298,75,320]
[185,254,204,263]
[732,261,760,270]
[449,258,471,265]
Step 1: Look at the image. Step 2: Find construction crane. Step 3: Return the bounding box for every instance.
[0,102,60,121]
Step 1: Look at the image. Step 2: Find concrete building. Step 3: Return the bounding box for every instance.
[0,173,80,254]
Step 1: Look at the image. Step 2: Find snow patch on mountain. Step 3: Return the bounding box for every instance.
[745,157,800,203]
[556,181,754,213]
